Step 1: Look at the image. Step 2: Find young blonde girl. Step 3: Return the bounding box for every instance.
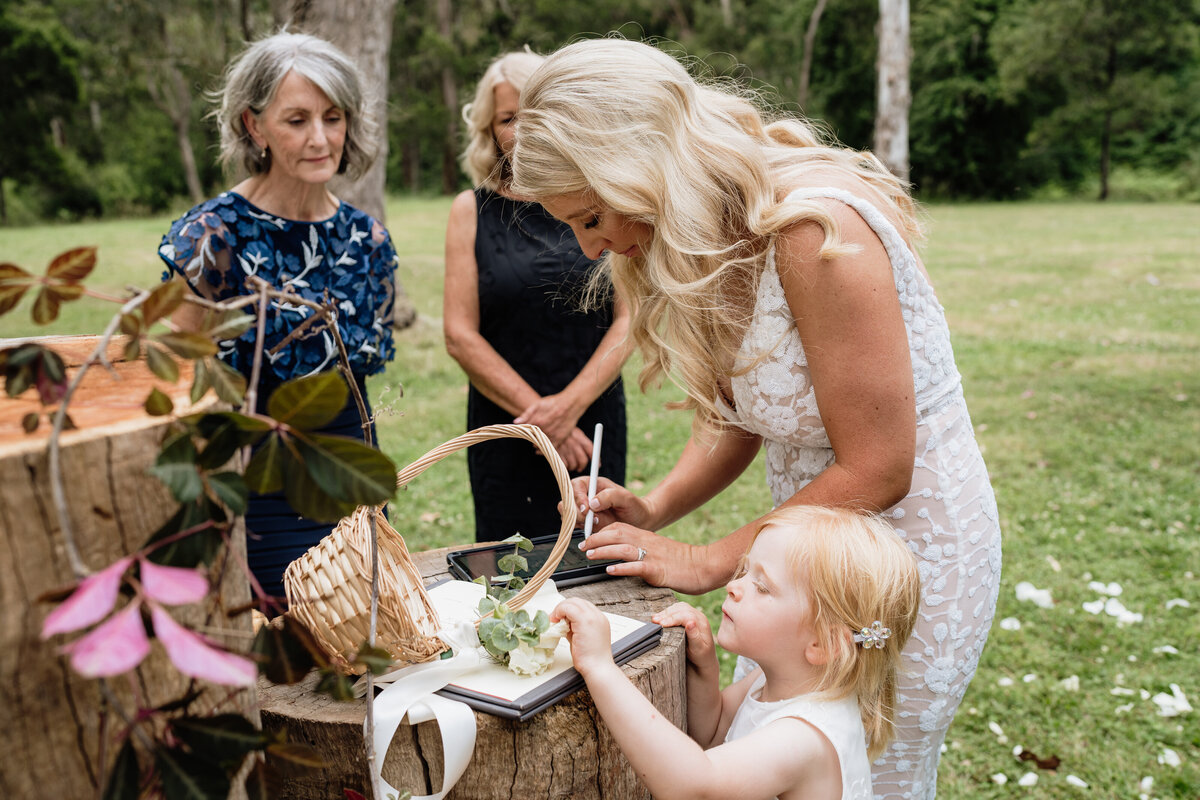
[553,505,922,800]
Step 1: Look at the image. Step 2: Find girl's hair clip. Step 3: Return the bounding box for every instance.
[852,620,892,649]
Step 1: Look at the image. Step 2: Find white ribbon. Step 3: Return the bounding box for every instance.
[367,619,482,800]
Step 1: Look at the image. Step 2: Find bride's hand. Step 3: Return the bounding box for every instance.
[577,523,708,594]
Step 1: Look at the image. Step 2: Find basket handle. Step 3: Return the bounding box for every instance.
[396,424,578,612]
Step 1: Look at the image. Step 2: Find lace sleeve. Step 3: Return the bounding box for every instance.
[157,204,236,300]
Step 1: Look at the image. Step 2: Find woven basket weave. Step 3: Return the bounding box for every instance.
[284,423,578,674]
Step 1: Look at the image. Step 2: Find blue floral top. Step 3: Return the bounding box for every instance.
[158,192,396,384]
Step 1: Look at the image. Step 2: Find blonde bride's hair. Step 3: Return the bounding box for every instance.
[510,37,921,433]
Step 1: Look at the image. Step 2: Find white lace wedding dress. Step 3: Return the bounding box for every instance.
[724,188,1003,799]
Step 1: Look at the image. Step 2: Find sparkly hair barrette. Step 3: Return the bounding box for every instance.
[852,620,892,649]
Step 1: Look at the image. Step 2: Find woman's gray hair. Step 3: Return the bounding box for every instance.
[213,31,378,180]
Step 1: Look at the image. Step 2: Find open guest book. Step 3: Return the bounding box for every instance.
[424,579,662,721]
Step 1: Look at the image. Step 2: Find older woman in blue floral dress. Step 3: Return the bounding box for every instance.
[158,32,395,602]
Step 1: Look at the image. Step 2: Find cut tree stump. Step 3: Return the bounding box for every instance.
[260,548,686,799]
[0,335,255,799]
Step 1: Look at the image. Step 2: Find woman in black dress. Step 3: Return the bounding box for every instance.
[444,50,630,541]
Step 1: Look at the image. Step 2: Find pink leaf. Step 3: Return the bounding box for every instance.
[62,601,150,677]
[139,559,209,606]
[150,606,256,686]
[41,557,133,638]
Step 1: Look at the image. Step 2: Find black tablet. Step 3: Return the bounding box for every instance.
[445,531,619,588]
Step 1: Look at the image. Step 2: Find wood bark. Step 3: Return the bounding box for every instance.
[874,0,911,182]
[0,336,255,799]
[260,549,687,799]
[799,0,828,111]
[436,0,460,196]
[287,0,418,330]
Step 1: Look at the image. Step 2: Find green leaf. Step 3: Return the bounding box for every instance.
[190,410,272,435]
[298,433,396,508]
[205,357,247,405]
[123,335,140,363]
[190,358,211,404]
[45,246,97,282]
[501,533,534,552]
[0,263,33,315]
[252,616,321,683]
[172,714,266,769]
[244,434,285,495]
[39,347,67,384]
[157,331,218,360]
[118,313,142,337]
[142,280,186,326]
[312,671,356,703]
[281,448,357,523]
[496,553,528,576]
[21,411,39,433]
[203,309,255,342]
[149,432,202,502]
[532,609,550,634]
[155,746,231,800]
[32,286,62,324]
[487,623,520,653]
[266,372,348,430]
[353,643,395,676]
[144,387,175,416]
[142,498,227,568]
[5,366,33,398]
[195,418,242,471]
[101,738,140,800]
[145,344,180,383]
[207,472,248,515]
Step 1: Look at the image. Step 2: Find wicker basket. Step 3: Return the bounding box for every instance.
[284,423,578,674]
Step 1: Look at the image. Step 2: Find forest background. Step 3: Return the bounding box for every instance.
[3,0,1200,227]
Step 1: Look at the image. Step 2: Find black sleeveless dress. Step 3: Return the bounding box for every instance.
[467,188,627,541]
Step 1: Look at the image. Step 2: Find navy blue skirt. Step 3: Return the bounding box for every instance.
[245,375,377,603]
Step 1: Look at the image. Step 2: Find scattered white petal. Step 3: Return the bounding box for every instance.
[988,721,1004,737]
[1104,597,1143,624]
[1045,555,1062,572]
[1145,273,1160,285]
[1115,702,1135,714]
[1065,774,1088,788]
[1129,655,1138,662]
[1158,748,1181,767]
[998,676,1015,687]
[1018,772,1038,787]
[1141,689,1151,700]
[1016,581,1054,608]
[1140,776,1154,791]
[1165,598,1190,610]
[1000,617,1022,631]
[1082,599,1106,614]
[1111,687,1137,696]
[991,773,1008,785]
[1152,684,1192,717]
[1059,675,1080,691]
[1153,645,1179,655]
[1012,745,1024,757]
[939,743,947,753]
[1088,581,1122,596]
[1022,673,1038,683]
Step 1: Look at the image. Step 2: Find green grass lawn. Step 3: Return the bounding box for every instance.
[2,199,1197,798]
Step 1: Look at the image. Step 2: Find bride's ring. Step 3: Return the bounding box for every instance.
[636,547,647,562]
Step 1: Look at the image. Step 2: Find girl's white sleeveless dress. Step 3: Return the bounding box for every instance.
[724,188,1003,799]
[725,672,873,800]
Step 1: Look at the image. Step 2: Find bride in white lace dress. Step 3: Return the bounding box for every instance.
[511,39,1002,800]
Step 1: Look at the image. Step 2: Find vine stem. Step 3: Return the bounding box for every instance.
[49,289,151,579]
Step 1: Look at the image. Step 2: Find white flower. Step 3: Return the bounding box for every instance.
[1059,675,1080,691]
[1018,772,1038,786]
[505,621,568,677]
[1082,599,1105,615]
[990,773,1008,785]
[997,677,1014,687]
[999,617,1021,631]
[1087,581,1122,596]
[1065,774,1088,788]
[1015,581,1053,608]
[1104,597,1143,624]
[1165,598,1190,610]
[1022,673,1038,683]
[1153,645,1179,655]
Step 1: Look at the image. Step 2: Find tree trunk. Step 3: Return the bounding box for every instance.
[1099,40,1117,201]
[799,0,828,111]
[874,0,911,182]
[0,336,254,799]
[436,0,460,196]
[288,0,418,329]
[719,0,732,27]
[0,170,7,226]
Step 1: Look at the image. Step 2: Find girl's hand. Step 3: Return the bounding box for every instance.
[551,598,615,680]
[652,602,716,670]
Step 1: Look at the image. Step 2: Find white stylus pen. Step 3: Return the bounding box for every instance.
[582,422,604,539]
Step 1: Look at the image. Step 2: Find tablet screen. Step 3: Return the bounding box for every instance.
[446,531,619,588]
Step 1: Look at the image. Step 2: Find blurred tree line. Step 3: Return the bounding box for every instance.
[2,0,1198,224]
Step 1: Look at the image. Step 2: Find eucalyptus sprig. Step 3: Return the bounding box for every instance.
[472,535,565,676]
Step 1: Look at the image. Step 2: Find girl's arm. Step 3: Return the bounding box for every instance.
[554,599,824,800]
[442,190,589,469]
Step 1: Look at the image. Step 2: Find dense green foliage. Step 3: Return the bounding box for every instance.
[2,0,1198,223]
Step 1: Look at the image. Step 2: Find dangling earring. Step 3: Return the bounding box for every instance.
[260,146,268,159]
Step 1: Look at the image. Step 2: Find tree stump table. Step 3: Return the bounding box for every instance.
[0,335,255,799]
[260,547,686,799]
